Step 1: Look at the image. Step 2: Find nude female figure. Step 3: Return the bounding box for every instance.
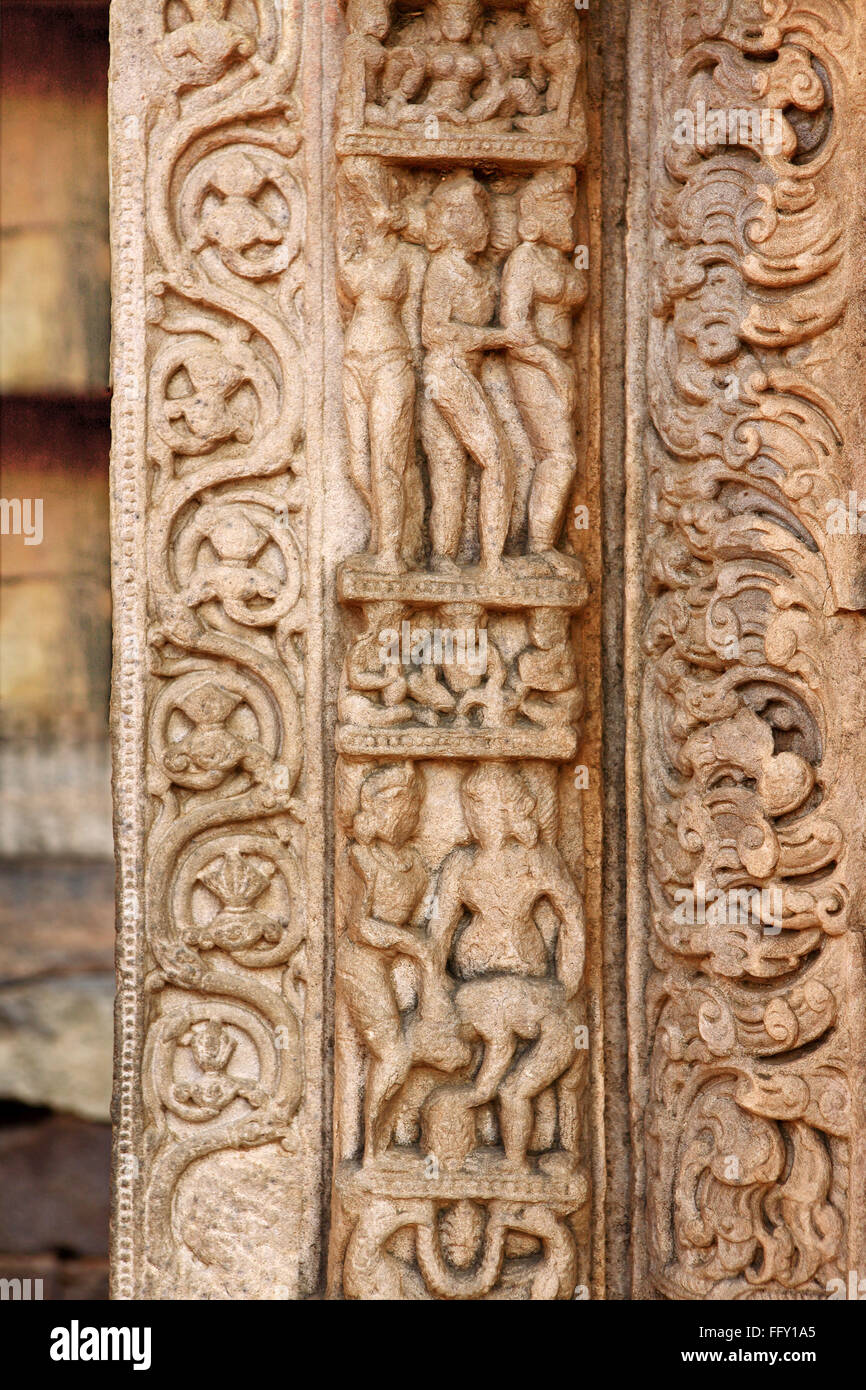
[420,175,531,572]
[338,158,424,572]
[383,0,504,127]
[426,762,585,1170]
[500,167,587,571]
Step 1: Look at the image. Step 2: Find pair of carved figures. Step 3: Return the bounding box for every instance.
[337,760,585,1171]
[340,0,580,135]
[337,157,587,575]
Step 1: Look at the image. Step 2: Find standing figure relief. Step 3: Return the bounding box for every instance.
[501,166,587,571]
[337,158,425,573]
[421,174,527,574]
[337,162,586,577]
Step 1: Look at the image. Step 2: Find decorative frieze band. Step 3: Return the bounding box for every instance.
[628,0,866,1301]
[110,0,325,1299]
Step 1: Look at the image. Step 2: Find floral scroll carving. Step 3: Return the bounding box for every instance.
[638,0,865,1300]
[111,1,318,1299]
[331,0,597,1300]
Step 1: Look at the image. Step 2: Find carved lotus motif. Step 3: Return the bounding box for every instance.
[198,848,274,906]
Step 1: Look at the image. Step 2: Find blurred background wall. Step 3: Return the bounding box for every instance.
[0,0,112,1299]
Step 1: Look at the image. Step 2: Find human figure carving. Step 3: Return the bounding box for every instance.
[339,602,418,726]
[487,11,546,124]
[339,0,394,131]
[501,167,586,570]
[520,0,580,132]
[338,765,468,1162]
[421,175,530,572]
[425,762,584,1170]
[338,159,425,571]
[383,0,505,128]
[516,608,582,728]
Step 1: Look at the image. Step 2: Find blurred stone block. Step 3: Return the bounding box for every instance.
[0,398,112,854]
[0,1109,110,1257]
[0,740,112,856]
[0,1254,109,1301]
[0,859,114,981]
[0,974,113,1120]
[0,4,109,394]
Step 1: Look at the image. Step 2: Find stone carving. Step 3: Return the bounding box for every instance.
[635,0,864,1301]
[331,0,594,1300]
[337,0,586,165]
[110,0,321,1299]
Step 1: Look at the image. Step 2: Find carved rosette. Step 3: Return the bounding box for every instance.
[635,0,866,1300]
[329,0,600,1300]
[110,0,319,1299]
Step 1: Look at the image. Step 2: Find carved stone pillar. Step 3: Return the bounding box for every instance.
[110,0,603,1301]
[109,0,326,1299]
[626,0,866,1301]
[324,0,605,1301]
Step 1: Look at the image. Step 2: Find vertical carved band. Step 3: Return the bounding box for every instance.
[631,0,866,1299]
[110,1,323,1298]
[328,0,602,1299]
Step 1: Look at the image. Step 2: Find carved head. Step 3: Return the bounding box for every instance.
[426,174,489,256]
[185,0,232,20]
[177,682,243,727]
[438,602,486,630]
[205,150,266,201]
[431,0,482,45]
[687,1,784,55]
[528,606,570,649]
[518,167,576,251]
[339,157,404,241]
[354,763,421,847]
[345,0,392,42]
[526,0,573,46]
[198,505,269,563]
[461,763,539,850]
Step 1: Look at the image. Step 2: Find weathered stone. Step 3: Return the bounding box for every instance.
[0,1256,109,1303]
[107,0,866,1302]
[0,976,113,1121]
[0,399,112,857]
[109,0,325,1301]
[0,860,114,982]
[625,0,866,1299]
